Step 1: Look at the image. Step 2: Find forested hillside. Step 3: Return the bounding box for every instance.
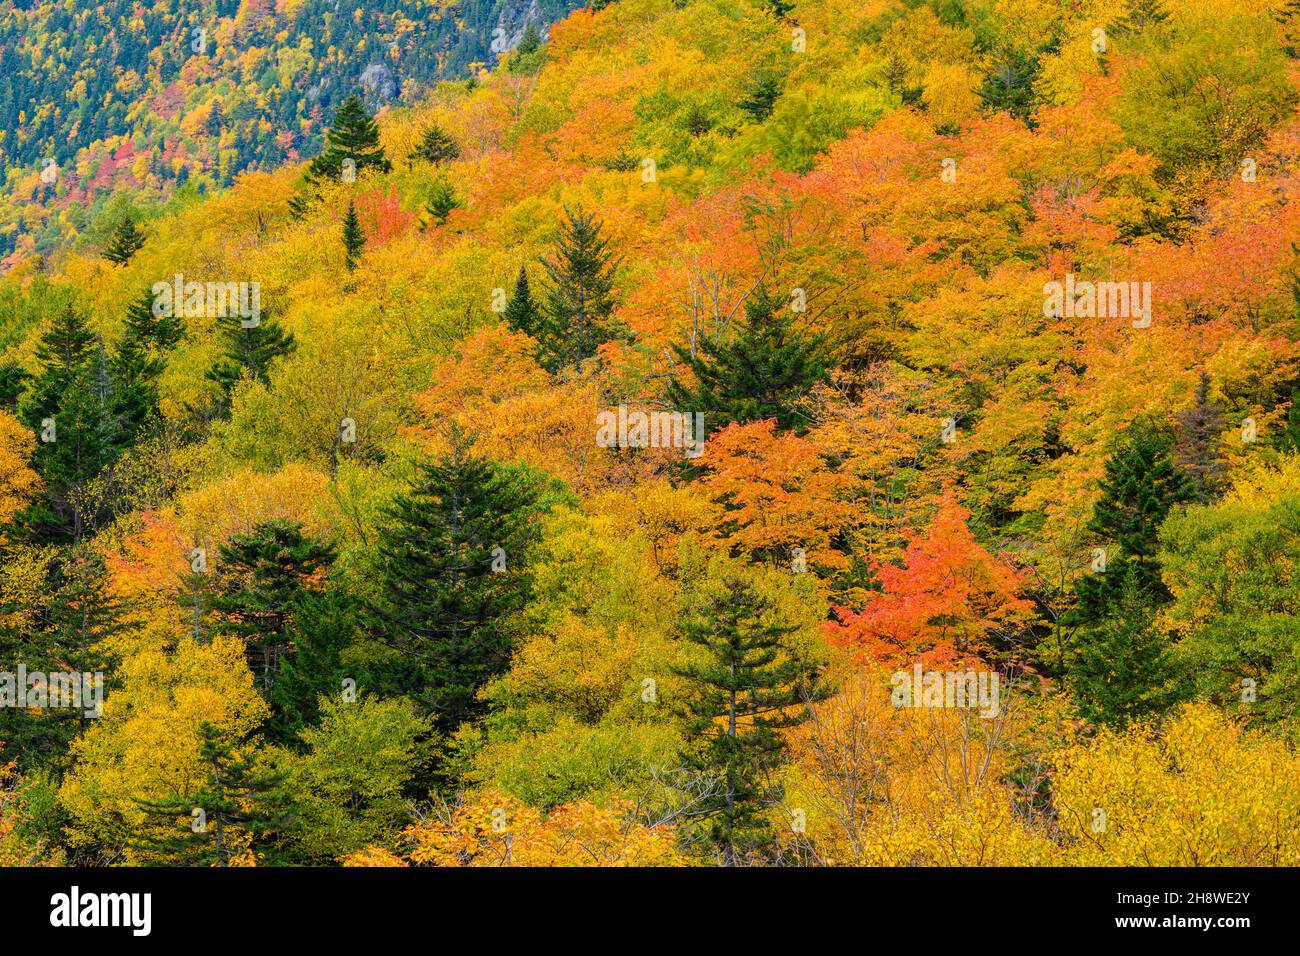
[3,0,1300,867]
[0,0,580,262]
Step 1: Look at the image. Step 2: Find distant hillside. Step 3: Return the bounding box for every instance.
[0,0,581,263]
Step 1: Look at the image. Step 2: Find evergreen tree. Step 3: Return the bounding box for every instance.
[341,200,366,271]
[673,574,824,865]
[1072,418,1194,626]
[211,520,337,698]
[666,285,830,434]
[1273,382,1300,454]
[502,265,542,338]
[516,22,543,57]
[371,434,541,733]
[135,722,294,866]
[411,123,461,165]
[272,589,358,737]
[977,49,1041,123]
[0,361,31,411]
[537,208,622,372]
[1068,564,1179,728]
[738,73,782,123]
[18,306,124,541]
[103,216,147,265]
[204,306,296,418]
[1172,371,1227,503]
[305,94,390,185]
[1112,0,1170,36]
[123,286,184,353]
[422,178,461,229]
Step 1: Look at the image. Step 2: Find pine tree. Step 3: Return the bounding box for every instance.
[537,208,622,372]
[371,433,541,732]
[123,286,184,353]
[204,306,296,418]
[666,285,830,434]
[1172,371,1227,503]
[411,123,461,165]
[673,574,824,865]
[1071,418,1194,626]
[305,94,390,185]
[211,520,337,699]
[1112,0,1170,36]
[516,23,543,56]
[341,200,366,271]
[135,722,294,866]
[1068,564,1179,728]
[502,265,542,338]
[977,50,1041,123]
[103,217,147,265]
[422,178,461,228]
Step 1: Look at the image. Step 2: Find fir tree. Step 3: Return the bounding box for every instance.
[103,216,147,265]
[371,433,542,732]
[673,574,824,865]
[502,265,542,338]
[204,305,296,419]
[666,284,830,434]
[977,49,1041,123]
[537,208,622,372]
[272,589,358,737]
[0,361,31,411]
[211,520,337,698]
[1172,371,1227,503]
[123,286,184,353]
[422,178,461,228]
[1112,0,1170,36]
[738,73,782,123]
[516,22,543,57]
[1273,382,1300,454]
[1069,563,1179,728]
[411,123,461,165]
[342,200,366,271]
[1071,418,1194,627]
[135,722,295,866]
[305,94,390,185]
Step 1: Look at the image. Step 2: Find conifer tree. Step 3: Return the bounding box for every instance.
[123,286,184,353]
[502,265,542,338]
[422,178,460,228]
[738,73,782,122]
[135,722,294,866]
[341,200,366,271]
[211,520,337,698]
[371,433,542,732]
[1112,0,1170,36]
[537,208,622,372]
[272,589,358,736]
[411,123,460,165]
[1172,371,1227,503]
[205,305,296,418]
[1068,563,1179,728]
[666,285,830,434]
[305,94,390,185]
[673,574,824,865]
[103,216,147,265]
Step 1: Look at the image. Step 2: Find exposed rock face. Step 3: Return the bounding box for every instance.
[492,0,546,54]
[359,62,399,103]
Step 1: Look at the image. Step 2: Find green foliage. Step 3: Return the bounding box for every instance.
[502,266,542,338]
[102,216,147,265]
[306,95,392,187]
[667,284,830,434]
[536,208,623,372]
[411,123,462,165]
[342,200,366,271]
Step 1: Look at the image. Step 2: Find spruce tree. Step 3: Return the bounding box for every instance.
[371,434,541,732]
[123,286,184,353]
[210,520,337,699]
[135,722,294,866]
[305,94,390,185]
[1273,383,1300,454]
[1112,0,1170,36]
[272,589,358,737]
[502,265,542,338]
[738,73,782,123]
[103,216,147,265]
[666,284,830,434]
[411,123,460,165]
[1068,564,1179,728]
[537,208,622,372]
[204,305,296,418]
[422,178,460,228]
[1172,371,1227,503]
[342,200,366,271]
[673,575,824,865]
[977,50,1041,122]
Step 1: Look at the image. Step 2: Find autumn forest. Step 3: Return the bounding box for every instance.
[1,0,1300,873]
